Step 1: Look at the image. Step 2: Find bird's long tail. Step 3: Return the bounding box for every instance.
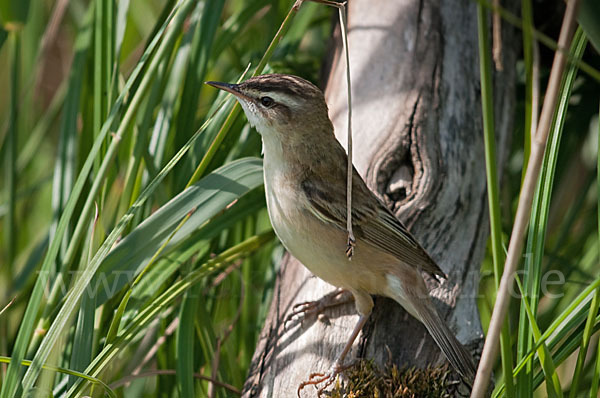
[413,299,476,383]
[385,273,476,384]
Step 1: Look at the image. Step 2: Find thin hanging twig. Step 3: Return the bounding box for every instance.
[338,4,355,259]
[306,0,354,259]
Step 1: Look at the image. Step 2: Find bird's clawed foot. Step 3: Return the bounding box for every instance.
[284,289,352,329]
[297,362,352,397]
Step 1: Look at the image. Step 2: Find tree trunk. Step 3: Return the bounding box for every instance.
[243,0,516,396]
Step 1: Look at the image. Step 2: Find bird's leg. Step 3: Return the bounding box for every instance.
[285,288,353,328]
[297,314,369,397]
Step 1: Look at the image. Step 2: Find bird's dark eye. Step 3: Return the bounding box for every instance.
[260,96,274,107]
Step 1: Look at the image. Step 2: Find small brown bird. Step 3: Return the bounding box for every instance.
[206,74,475,394]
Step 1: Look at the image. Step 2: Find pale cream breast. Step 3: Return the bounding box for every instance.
[263,160,391,294]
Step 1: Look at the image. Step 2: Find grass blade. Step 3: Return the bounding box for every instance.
[587,97,600,398]
[476,4,514,395]
[176,283,200,398]
[12,3,194,393]
[0,356,116,398]
[515,277,562,397]
[188,0,307,185]
[21,154,261,393]
[0,29,21,398]
[65,230,275,397]
[516,26,588,398]
[568,285,600,397]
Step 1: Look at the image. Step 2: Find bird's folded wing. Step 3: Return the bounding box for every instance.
[301,176,445,279]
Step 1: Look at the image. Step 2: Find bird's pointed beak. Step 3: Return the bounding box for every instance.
[205,81,251,102]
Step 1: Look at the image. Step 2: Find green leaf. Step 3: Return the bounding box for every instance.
[176,284,200,398]
[578,0,600,52]
[515,277,562,398]
[516,27,587,398]
[65,230,275,397]
[0,356,115,398]
[494,276,600,397]
[476,4,514,395]
[0,0,30,29]
[21,155,262,393]
[175,0,225,152]
[588,90,600,398]
[93,158,263,305]
[49,2,94,278]
[569,287,600,397]
[128,187,265,306]
[0,4,186,395]
[0,26,6,49]
[0,28,22,398]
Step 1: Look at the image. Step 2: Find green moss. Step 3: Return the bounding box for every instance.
[327,360,460,398]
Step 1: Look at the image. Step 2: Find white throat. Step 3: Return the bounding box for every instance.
[239,101,271,136]
[237,100,286,166]
[261,134,288,175]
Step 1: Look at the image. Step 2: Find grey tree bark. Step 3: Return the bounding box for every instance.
[244,0,516,396]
